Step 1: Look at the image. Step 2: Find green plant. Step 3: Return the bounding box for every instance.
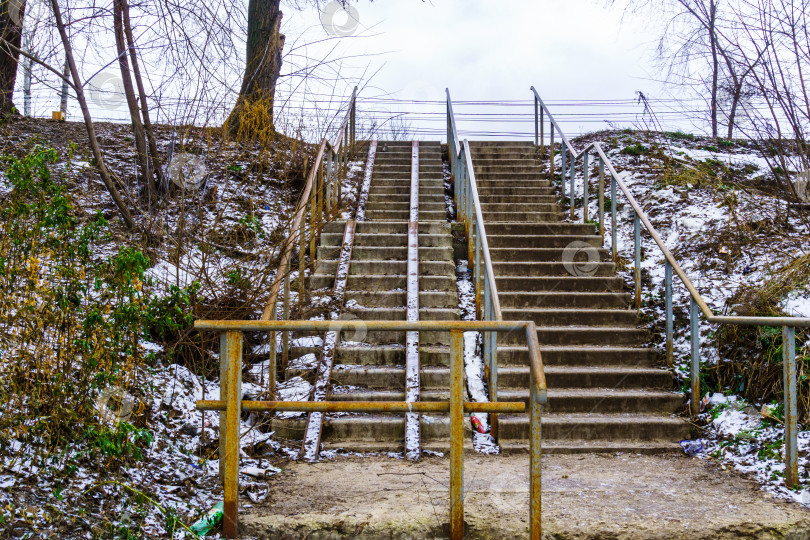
[621,143,648,156]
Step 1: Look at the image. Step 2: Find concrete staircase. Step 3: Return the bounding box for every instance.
[470,140,689,453]
[276,141,460,452]
[275,139,688,455]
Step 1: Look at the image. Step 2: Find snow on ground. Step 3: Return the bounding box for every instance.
[564,130,810,505]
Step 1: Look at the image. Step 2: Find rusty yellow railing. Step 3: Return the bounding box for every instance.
[260,87,357,392]
[195,319,547,540]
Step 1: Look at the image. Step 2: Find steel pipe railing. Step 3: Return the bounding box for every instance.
[196,319,547,540]
[446,89,507,439]
[532,85,809,489]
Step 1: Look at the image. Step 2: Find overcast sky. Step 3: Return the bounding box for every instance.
[15,0,712,140]
[278,0,708,140]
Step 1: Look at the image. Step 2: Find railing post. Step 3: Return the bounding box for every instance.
[783,325,798,487]
[220,330,243,539]
[569,151,575,220]
[583,152,590,223]
[690,298,700,416]
[549,123,555,179]
[561,145,567,200]
[534,96,539,146]
[634,212,641,309]
[350,87,357,146]
[282,271,290,370]
[665,261,673,368]
[530,378,542,540]
[598,157,605,239]
[540,107,545,158]
[449,329,465,540]
[610,175,617,262]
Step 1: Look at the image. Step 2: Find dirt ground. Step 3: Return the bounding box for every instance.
[241,452,810,539]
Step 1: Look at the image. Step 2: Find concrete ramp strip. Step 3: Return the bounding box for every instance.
[301,219,357,461]
[355,140,377,221]
[405,141,421,461]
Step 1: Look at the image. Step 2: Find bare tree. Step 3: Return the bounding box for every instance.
[0,0,25,114]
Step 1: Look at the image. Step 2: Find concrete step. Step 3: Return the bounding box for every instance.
[481,202,559,213]
[273,413,689,447]
[502,308,638,327]
[320,233,452,248]
[497,388,683,414]
[498,291,631,309]
[482,212,563,222]
[317,245,453,262]
[492,261,617,277]
[490,247,610,263]
[477,187,555,196]
[346,289,458,308]
[488,234,602,248]
[497,413,690,442]
[365,210,447,221]
[365,201,446,211]
[497,345,658,367]
[322,221,451,235]
[497,365,674,389]
[309,273,456,291]
[347,306,459,322]
[289,344,450,366]
[315,259,454,277]
[327,366,451,389]
[479,195,558,205]
[485,223,597,236]
[495,275,625,292]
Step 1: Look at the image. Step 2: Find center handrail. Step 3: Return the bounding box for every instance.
[446,89,508,439]
[531,85,808,489]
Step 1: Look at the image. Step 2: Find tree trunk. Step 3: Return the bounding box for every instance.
[709,0,719,139]
[121,0,164,192]
[0,0,24,115]
[226,0,284,137]
[49,0,136,229]
[113,0,154,201]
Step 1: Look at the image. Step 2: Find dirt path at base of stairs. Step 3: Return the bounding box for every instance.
[242,452,810,539]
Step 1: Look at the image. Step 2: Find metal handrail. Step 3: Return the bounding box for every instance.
[196,319,547,540]
[531,85,806,488]
[259,87,357,393]
[446,89,507,439]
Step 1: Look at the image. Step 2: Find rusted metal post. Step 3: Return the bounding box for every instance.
[282,271,290,370]
[350,87,357,146]
[665,261,674,368]
[529,377,542,540]
[690,298,700,416]
[268,307,276,399]
[598,158,605,239]
[534,97,539,146]
[309,190,317,271]
[299,211,306,310]
[634,213,641,309]
[221,331,243,539]
[611,175,617,262]
[783,325,798,487]
[449,329,465,540]
[583,152,590,223]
